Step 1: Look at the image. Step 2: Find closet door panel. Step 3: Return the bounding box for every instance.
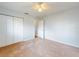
[7,16,14,45]
[0,15,7,47]
[14,17,23,42]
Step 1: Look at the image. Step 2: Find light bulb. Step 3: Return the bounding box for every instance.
[38,8,42,12]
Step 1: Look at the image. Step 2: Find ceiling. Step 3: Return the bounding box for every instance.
[0,2,79,17]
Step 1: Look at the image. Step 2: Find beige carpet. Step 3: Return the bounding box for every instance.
[0,38,79,57]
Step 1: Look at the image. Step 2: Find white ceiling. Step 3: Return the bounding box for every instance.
[0,2,79,17]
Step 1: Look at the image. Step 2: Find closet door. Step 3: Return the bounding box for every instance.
[14,17,23,42]
[7,16,14,44]
[0,15,7,47]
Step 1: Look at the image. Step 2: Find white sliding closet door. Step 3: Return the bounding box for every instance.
[0,15,8,47]
[7,16,24,44]
[0,15,24,47]
[7,16,14,45]
[14,17,23,42]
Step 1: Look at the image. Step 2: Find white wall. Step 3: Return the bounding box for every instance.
[23,16,35,40]
[45,7,79,48]
[0,14,35,47]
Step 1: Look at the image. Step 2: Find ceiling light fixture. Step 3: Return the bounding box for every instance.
[32,2,48,12]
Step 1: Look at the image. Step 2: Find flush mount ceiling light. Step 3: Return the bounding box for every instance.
[32,2,48,12]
